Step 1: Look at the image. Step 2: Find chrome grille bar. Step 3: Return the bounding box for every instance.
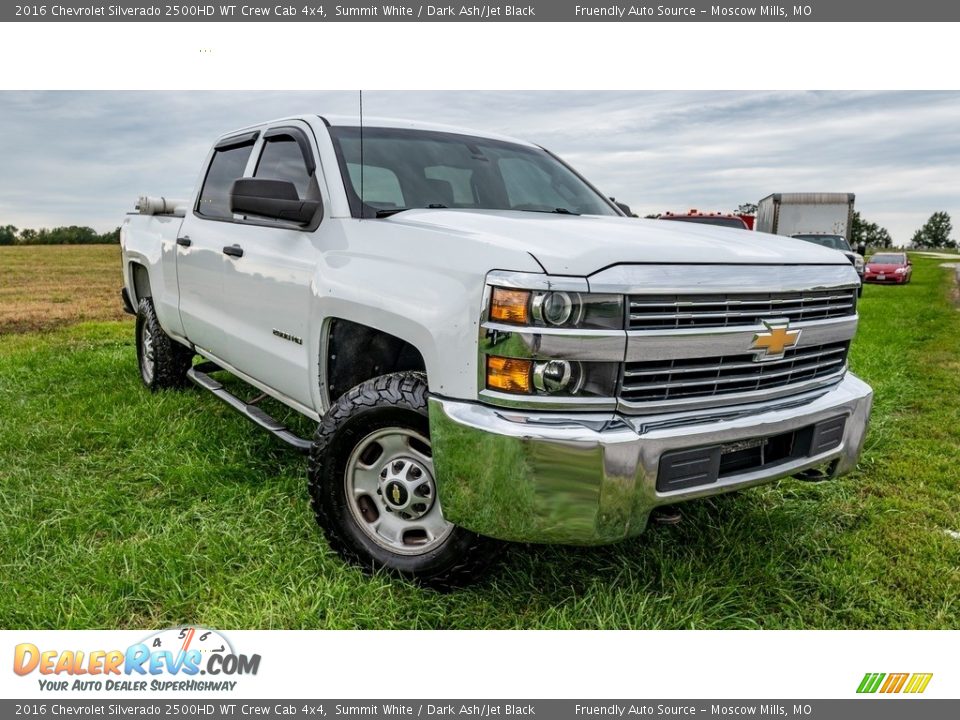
[620,341,850,403]
[627,289,857,330]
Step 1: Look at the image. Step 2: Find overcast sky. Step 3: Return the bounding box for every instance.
[1,90,957,245]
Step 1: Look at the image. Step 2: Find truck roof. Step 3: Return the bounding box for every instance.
[758,192,856,204]
[215,114,538,148]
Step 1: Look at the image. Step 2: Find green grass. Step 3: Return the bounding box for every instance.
[1,257,959,629]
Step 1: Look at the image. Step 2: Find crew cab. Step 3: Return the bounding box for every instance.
[120,115,873,588]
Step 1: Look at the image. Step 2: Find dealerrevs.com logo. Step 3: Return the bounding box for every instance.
[857,673,933,694]
[13,627,261,693]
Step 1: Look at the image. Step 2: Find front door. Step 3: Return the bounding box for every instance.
[216,122,327,409]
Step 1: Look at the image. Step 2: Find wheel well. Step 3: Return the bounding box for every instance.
[130,262,151,301]
[324,319,426,404]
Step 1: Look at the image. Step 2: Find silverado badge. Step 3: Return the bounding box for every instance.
[751,320,801,361]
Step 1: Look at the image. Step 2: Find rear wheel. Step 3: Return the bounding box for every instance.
[135,297,193,391]
[308,372,500,589]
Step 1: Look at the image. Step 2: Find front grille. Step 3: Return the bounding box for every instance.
[620,341,849,403]
[627,289,857,330]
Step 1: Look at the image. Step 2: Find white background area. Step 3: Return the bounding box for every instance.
[0,19,955,702]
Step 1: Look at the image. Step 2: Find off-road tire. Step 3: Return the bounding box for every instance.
[308,372,500,590]
[136,297,194,391]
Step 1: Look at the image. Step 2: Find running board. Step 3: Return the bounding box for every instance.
[187,362,312,454]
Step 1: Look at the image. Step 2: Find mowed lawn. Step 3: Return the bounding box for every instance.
[0,246,958,629]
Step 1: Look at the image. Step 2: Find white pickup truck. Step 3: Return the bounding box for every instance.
[121,115,873,588]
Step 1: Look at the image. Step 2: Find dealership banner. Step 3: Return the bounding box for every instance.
[1,700,959,719]
[4,0,960,22]
[1,630,956,704]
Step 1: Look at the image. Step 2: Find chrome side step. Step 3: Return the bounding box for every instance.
[187,361,312,454]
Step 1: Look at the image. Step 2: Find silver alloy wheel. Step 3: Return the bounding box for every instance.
[139,321,156,384]
[344,427,453,555]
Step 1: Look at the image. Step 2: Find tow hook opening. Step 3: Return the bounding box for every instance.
[651,506,683,525]
[795,459,841,482]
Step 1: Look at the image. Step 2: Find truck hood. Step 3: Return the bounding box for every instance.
[383,210,851,276]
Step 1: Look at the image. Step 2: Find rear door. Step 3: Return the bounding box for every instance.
[176,132,259,356]
[215,121,327,408]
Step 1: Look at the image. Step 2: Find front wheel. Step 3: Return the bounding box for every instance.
[135,297,194,391]
[308,372,500,589]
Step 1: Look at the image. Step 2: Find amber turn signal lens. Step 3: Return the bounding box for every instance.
[486,356,533,394]
[490,287,530,324]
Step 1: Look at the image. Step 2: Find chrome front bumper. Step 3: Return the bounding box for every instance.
[428,373,873,545]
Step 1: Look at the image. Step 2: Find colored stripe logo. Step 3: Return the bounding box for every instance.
[857,672,933,694]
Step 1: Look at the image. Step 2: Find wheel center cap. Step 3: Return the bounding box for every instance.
[384,480,409,508]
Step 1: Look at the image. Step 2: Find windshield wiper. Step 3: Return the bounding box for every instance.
[550,207,579,215]
[374,208,410,218]
[374,204,448,218]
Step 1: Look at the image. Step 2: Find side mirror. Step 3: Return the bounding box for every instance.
[610,198,636,217]
[230,178,320,225]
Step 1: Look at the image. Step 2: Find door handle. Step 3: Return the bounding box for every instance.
[222,244,244,258]
[176,236,192,247]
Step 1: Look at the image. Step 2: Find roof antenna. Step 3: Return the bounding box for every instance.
[359,89,364,219]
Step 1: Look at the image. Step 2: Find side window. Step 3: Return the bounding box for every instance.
[254,136,312,197]
[196,142,254,219]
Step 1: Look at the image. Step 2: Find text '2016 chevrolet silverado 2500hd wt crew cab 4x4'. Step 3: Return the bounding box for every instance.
[120,115,873,588]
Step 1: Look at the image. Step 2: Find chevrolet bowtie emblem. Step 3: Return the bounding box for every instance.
[751,320,801,361]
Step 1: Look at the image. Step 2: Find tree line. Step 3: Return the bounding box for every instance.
[0,224,120,246]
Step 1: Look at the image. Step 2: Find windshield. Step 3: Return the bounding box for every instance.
[792,234,852,252]
[328,126,619,219]
[661,216,747,229]
[869,254,906,264]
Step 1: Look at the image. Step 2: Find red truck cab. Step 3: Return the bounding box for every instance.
[660,209,751,230]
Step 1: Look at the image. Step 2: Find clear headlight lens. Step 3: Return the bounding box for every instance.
[488,287,623,330]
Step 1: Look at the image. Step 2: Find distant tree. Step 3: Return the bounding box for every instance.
[736,202,758,215]
[910,211,954,249]
[0,224,17,246]
[643,213,661,219]
[850,211,894,249]
[98,227,121,243]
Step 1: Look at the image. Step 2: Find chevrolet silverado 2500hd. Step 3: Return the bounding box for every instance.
[120,115,873,587]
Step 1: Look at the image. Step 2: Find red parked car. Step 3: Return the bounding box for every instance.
[864,252,912,284]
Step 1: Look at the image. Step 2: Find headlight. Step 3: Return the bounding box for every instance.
[488,287,623,330]
[895,267,907,274]
[486,355,619,398]
[532,291,577,326]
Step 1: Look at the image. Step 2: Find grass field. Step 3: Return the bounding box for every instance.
[0,245,128,334]
[1,247,958,629]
